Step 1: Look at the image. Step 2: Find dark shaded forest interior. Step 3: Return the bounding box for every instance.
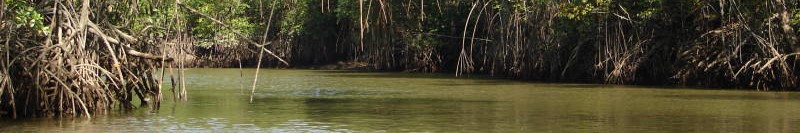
[1,0,799,118]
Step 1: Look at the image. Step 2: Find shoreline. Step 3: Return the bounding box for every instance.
[183,61,766,91]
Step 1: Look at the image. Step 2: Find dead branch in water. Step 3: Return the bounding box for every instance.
[251,1,277,104]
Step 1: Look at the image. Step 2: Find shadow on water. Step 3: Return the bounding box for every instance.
[316,73,459,80]
[311,70,691,90]
[250,97,498,116]
[313,70,530,87]
[428,80,519,86]
[249,96,502,131]
[553,84,612,89]
[311,70,374,74]
[298,97,498,117]
[296,97,501,132]
[301,97,497,104]
[657,93,800,101]
[262,88,412,97]
[310,70,626,88]
[313,70,496,80]
[250,97,497,106]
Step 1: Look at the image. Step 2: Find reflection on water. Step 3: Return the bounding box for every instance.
[2,69,800,132]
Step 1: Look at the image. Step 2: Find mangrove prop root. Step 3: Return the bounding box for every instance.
[1,0,177,118]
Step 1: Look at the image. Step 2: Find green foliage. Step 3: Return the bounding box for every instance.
[632,0,662,20]
[333,0,357,23]
[5,0,49,35]
[122,0,180,36]
[558,0,610,21]
[186,0,255,47]
[278,0,309,39]
[410,33,442,50]
[1,0,791,90]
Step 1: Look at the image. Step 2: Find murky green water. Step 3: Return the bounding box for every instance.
[2,69,800,132]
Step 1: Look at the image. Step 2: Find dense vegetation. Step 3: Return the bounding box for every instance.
[176,0,799,90]
[0,0,191,118]
[1,0,799,118]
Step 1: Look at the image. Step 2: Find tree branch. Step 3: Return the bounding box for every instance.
[88,22,174,62]
[177,3,289,66]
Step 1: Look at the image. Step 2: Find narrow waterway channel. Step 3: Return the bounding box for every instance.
[2,68,800,132]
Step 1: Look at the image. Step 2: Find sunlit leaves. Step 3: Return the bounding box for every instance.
[5,0,49,35]
[186,0,255,47]
[558,0,610,21]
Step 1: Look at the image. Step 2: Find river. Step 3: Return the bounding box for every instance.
[2,69,800,132]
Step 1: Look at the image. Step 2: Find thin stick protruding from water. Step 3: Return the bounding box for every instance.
[250,1,278,103]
